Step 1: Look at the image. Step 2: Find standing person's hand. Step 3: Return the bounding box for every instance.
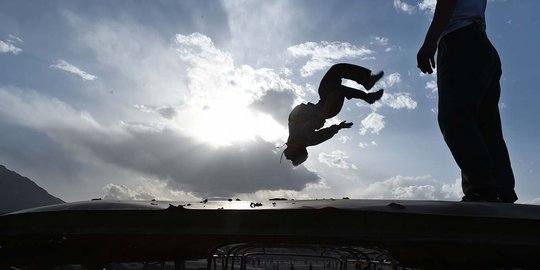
[417,40,437,74]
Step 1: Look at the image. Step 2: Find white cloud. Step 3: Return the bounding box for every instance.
[371,36,389,46]
[173,32,301,145]
[0,40,22,54]
[394,0,436,15]
[351,175,463,200]
[7,34,23,43]
[50,59,97,81]
[418,0,436,13]
[337,135,351,144]
[359,112,385,135]
[393,0,416,14]
[426,80,437,92]
[318,150,357,170]
[288,41,374,77]
[134,104,178,119]
[379,72,401,89]
[358,141,377,149]
[354,72,417,111]
[0,86,101,132]
[380,92,417,110]
[103,183,156,201]
[103,179,201,201]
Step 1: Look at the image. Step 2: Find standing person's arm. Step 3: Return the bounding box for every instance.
[417,0,458,74]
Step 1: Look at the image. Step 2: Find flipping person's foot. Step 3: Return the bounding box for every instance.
[365,71,384,90]
[365,89,384,104]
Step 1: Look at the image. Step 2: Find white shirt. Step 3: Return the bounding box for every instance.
[440,0,487,40]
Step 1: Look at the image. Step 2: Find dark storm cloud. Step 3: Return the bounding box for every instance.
[82,127,319,197]
[249,89,296,126]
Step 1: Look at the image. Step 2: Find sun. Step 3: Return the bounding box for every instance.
[178,99,287,147]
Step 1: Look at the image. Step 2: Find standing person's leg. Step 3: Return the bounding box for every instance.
[479,52,518,203]
[437,26,499,201]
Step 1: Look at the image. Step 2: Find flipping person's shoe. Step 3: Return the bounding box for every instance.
[364,71,384,90]
[365,89,384,104]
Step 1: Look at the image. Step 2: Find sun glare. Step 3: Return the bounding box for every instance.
[179,100,287,147]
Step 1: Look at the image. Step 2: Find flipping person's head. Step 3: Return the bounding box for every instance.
[284,145,308,166]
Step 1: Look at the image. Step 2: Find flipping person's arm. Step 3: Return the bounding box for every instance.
[308,121,353,146]
[417,0,458,74]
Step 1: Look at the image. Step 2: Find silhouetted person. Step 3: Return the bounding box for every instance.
[284,63,384,166]
[417,0,517,202]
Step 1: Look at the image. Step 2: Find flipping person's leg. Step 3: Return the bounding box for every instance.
[341,85,384,104]
[319,89,345,119]
[320,63,383,91]
[328,63,383,90]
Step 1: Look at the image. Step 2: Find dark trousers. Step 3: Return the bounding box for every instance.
[437,24,517,202]
[318,63,372,118]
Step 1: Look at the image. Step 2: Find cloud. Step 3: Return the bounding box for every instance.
[0,39,22,55]
[173,32,304,145]
[393,0,417,15]
[380,92,417,110]
[371,36,389,46]
[394,0,436,15]
[529,198,540,205]
[379,72,401,89]
[354,72,417,111]
[50,59,97,81]
[248,89,296,126]
[426,80,437,93]
[358,141,377,149]
[103,183,157,201]
[337,136,351,144]
[103,180,201,201]
[0,86,101,131]
[0,86,319,198]
[318,150,357,170]
[359,112,385,135]
[288,41,374,77]
[133,104,178,119]
[351,175,463,200]
[233,189,312,201]
[418,0,436,13]
[7,34,23,43]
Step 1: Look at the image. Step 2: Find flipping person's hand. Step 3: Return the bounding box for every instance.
[338,121,353,129]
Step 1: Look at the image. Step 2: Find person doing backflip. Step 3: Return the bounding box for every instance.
[283,63,384,166]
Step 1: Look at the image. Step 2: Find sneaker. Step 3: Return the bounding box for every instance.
[364,71,384,90]
[365,89,384,104]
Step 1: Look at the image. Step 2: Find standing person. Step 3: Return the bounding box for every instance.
[417,0,518,202]
[283,63,384,166]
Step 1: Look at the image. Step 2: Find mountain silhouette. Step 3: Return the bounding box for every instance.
[0,165,64,213]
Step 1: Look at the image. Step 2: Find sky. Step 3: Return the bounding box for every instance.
[1,0,539,203]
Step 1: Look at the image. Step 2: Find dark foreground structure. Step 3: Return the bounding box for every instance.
[1,199,540,269]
